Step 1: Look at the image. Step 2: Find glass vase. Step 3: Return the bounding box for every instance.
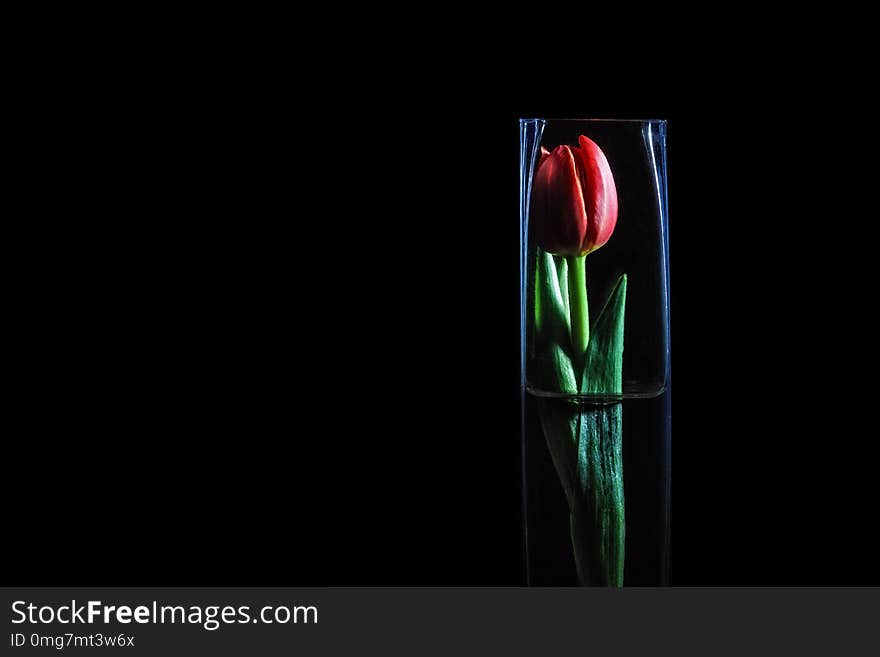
[520,118,670,586]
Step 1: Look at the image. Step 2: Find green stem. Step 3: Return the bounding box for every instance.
[566,255,589,365]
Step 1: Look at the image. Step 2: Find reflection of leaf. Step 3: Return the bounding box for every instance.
[538,400,626,587]
[570,403,625,586]
[536,398,579,512]
[581,274,627,395]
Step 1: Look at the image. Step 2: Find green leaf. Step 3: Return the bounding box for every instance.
[581,274,627,395]
[534,250,576,394]
[534,250,579,512]
[535,250,570,349]
[554,255,570,323]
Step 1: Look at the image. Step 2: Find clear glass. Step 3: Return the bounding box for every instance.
[520,119,670,585]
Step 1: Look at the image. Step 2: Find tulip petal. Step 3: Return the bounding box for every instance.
[538,146,551,168]
[575,135,618,255]
[532,145,588,257]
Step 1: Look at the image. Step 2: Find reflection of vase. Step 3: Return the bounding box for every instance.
[520,119,671,586]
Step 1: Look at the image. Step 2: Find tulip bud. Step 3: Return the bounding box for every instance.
[531,135,618,257]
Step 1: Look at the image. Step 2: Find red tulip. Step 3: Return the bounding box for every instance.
[531,135,618,257]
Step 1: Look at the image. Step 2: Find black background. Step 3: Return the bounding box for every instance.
[7,52,877,586]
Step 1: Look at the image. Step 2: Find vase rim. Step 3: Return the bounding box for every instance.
[520,117,666,124]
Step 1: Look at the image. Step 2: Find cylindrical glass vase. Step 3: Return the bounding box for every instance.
[520,118,670,586]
